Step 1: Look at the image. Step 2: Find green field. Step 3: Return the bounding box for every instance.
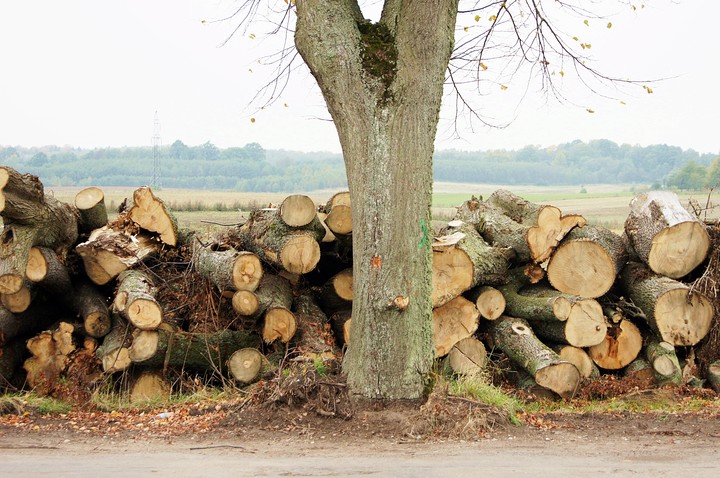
[48,183,718,233]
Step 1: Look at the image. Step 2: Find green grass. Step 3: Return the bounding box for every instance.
[0,393,73,415]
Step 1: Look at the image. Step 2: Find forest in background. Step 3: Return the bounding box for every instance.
[1,139,717,192]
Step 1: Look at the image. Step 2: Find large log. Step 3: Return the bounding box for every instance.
[23,322,76,393]
[75,226,160,285]
[587,319,643,370]
[432,296,480,357]
[96,317,132,373]
[73,282,112,339]
[546,224,628,298]
[431,223,512,308]
[620,261,713,346]
[486,189,586,263]
[114,270,162,330]
[128,186,178,247]
[0,167,79,294]
[624,191,710,278]
[229,208,325,275]
[128,327,260,371]
[488,316,580,399]
[192,237,263,292]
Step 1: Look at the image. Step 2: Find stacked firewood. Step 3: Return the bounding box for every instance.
[1,165,718,402]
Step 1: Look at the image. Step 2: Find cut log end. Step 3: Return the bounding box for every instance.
[130,187,177,246]
[84,311,112,339]
[25,247,48,282]
[228,348,263,384]
[588,320,642,370]
[0,274,23,295]
[128,330,160,363]
[647,221,710,278]
[447,337,487,375]
[232,252,263,291]
[1,286,32,313]
[279,194,316,228]
[130,371,171,403]
[325,204,353,235]
[535,362,580,400]
[431,248,473,308]
[432,296,480,357]
[332,269,353,301]
[232,290,259,316]
[473,286,505,321]
[127,298,163,330]
[102,347,131,373]
[280,235,321,275]
[263,307,297,343]
[654,288,713,346]
[563,299,607,348]
[547,240,616,298]
[555,346,597,379]
[74,186,105,210]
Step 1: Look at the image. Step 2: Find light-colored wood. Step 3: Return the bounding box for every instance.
[447,337,487,375]
[552,345,599,379]
[128,329,160,363]
[130,371,171,403]
[23,322,76,393]
[115,270,162,331]
[625,191,710,278]
[263,307,297,344]
[74,186,108,232]
[128,186,178,246]
[0,283,33,313]
[432,296,480,357]
[588,319,642,370]
[228,348,264,384]
[232,290,260,316]
[279,194,317,228]
[465,285,505,320]
[325,204,352,235]
[320,268,353,312]
[645,338,682,387]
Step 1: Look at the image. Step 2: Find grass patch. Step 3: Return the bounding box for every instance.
[0,393,72,415]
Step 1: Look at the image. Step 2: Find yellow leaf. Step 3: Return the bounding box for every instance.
[559,70,565,77]
[250,118,256,123]
[464,26,469,32]
[645,86,653,94]
[607,22,613,29]
[489,15,497,22]
[284,103,289,108]
[249,33,256,39]
[620,101,626,105]
[580,43,586,49]
[572,36,579,41]
[585,43,592,49]
[500,85,508,91]
[475,15,480,22]
[479,62,488,71]
[584,19,589,26]
[586,108,595,113]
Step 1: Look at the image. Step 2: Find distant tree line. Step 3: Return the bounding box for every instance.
[0,139,716,191]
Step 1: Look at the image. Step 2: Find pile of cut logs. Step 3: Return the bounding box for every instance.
[0,165,718,402]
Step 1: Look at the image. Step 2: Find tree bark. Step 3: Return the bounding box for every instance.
[192,237,263,292]
[295,0,458,399]
[0,167,78,294]
[620,261,713,346]
[74,186,108,233]
[432,296,480,357]
[546,224,627,298]
[624,191,710,278]
[431,223,512,307]
[291,290,337,362]
[128,186,178,247]
[487,316,580,399]
[114,270,162,330]
[645,337,683,387]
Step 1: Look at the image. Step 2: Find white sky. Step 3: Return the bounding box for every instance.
[0,1,718,154]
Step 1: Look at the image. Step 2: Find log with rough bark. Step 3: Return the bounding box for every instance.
[546,224,628,298]
[645,338,683,387]
[0,167,79,294]
[73,282,112,339]
[279,194,317,228]
[499,269,607,347]
[25,247,72,293]
[96,317,132,373]
[114,270,162,330]
[432,296,480,357]
[330,309,352,347]
[291,290,337,362]
[707,360,720,393]
[230,208,325,275]
[319,268,353,313]
[231,273,292,319]
[623,357,656,387]
[128,186,178,246]
[228,348,265,384]
[624,191,710,278]
[130,370,172,403]
[620,262,713,346]
[587,319,643,370]
[465,285,505,321]
[432,223,512,308]
[488,316,580,399]
[127,327,260,371]
[551,344,599,379]
[486,189,586,263]
[23,322,76,393]
[75,226,160,285]
[74,186,108,233]
[446,336,487,375]
[192,237,263,292]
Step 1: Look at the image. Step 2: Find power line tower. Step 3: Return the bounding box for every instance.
[151,111,162,189]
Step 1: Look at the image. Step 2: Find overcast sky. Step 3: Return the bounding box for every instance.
[0,1,718,154]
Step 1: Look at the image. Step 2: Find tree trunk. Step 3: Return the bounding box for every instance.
[431,223,512,307]
[75,226,160,285]
[487,316,580,399]
[465,286,506,321]
[432,296,480,357]
[192,237,263,292]
[624,191,710,278]
[546,224,628,298]
[295,1,458,399]
[74,186,108,233]
[587,319,643,370]
[620,262,713,346]
[0,167,78,294]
